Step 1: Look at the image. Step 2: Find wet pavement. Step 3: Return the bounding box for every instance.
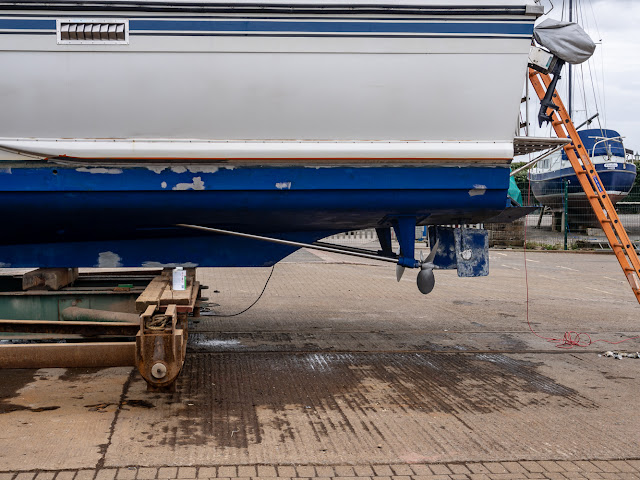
[1,249,640,478]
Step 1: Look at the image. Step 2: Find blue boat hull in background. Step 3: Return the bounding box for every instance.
[530,162,636,211]
[0,163,510,268]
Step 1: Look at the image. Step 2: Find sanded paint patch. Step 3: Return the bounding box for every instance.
[0,167,11,174]
[161,182,167,189]
[97,251,123,268]
[173,177,205,191]
[276,182,292,190]
[76,167,123,175]
[187,166,219,174]
[469,184,487,197]
[141,261,198,268]
[149,165,225,174]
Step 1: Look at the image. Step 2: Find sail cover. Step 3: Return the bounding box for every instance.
[534,19,596,64]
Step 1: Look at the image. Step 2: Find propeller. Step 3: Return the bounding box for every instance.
[395,240,440,294]
[417,240,439,295]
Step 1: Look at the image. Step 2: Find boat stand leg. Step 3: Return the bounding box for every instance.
[133,268,199,390]
[135,304,186,392]
[536,206,546,228]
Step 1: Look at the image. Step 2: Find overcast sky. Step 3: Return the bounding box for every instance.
[531,0,640,154]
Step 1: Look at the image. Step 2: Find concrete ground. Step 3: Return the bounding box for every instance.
[1,248,640,479]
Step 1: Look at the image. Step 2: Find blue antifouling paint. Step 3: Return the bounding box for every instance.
[428,226,458,270]
[455,228,489,278]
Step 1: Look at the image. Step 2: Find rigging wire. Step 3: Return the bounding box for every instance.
[587,59,605,131]
[581,0,603,130]
[580,65,588,122]
[585,0,607,128]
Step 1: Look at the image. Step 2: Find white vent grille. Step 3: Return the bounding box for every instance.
[57,19,129,44]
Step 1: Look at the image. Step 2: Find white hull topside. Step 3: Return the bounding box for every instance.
[0,0,541,163]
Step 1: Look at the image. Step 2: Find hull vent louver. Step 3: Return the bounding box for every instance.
[57,19,129,45]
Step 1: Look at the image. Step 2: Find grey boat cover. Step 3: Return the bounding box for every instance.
[534,18,596,64]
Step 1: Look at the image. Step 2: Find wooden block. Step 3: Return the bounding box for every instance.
[159,278,193,305]
[141,304,157,321]
[135,276,169,312]
[188,281,200,309]
[165,304,177,327]
[159,289,192,305]
[22,268,78,291]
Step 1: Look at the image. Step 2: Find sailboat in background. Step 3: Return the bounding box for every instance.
[528,0,637,222]
[529,128,636,211]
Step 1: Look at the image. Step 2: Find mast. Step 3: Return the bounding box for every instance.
[568,0,573,118]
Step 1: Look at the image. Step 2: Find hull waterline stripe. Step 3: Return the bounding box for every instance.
[0,18,55,29]
[128,19,533,35]
[0,18,533,35]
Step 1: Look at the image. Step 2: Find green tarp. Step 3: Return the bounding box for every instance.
[508,176,523,205]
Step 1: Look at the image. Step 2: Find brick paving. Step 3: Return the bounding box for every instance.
[3,462,640,480]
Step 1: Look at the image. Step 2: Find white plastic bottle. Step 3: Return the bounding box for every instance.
[172,266,187,291]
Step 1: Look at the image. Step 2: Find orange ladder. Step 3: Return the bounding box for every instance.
[528,67,640,304]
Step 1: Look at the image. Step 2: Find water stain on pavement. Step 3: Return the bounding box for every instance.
[141,351,596,450]
[0,369,60,414]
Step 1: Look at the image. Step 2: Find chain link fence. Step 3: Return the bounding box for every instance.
[488,171,640,250]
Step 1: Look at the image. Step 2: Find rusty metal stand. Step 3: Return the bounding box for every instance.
[134,268,200,391]
[0,268,201,382]
[136,304,186,391]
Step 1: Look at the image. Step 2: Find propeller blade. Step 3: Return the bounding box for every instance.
[425,239,440,264]
[396,264,405,282]
[417,267,436,295]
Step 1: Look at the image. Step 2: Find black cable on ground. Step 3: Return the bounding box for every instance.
[208,266,275,317]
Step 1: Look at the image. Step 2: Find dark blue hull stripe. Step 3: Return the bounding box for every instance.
[130,19,534,35]
[0,17,534,36]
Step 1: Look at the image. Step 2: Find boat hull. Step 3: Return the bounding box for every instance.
[0,163,509,267]
[530,162,637,212]
[0,1,539,268]
[0,2,536,160]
